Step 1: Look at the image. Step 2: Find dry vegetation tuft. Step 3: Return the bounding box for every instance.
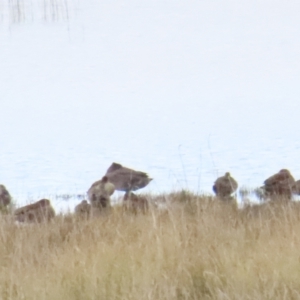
[1,192,300,299]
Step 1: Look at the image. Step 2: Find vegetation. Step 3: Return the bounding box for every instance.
[1,192,300,299]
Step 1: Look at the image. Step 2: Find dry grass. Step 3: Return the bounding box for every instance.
[1,191,300,299]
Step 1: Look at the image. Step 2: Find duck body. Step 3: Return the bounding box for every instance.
[105,163,152,192]
[263,169,295,199]
[213,172,238,198]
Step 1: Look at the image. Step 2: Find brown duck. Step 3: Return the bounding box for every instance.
[87,176,115,209]
[14,199,55,223]
[263,169,295,199]
[105,162,152,192]
[123,192,149,214]
[0,184,12,207]
[213,172,238,198]
[75,200,91,217]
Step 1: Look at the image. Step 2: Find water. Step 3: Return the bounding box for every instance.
[1,0,300,211]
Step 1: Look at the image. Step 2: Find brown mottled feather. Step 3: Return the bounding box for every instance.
[105,162,152,192]
[213,172,238,198]
[87,176,115,210]
[123,192,149,214]
[15,199,55,223]
[263,169,295,198]
[0,184,12,207]
[75,200,91,217]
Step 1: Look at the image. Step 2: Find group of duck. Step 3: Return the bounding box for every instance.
[0,162,153,223]
[213,169,300,200]
[0,164,300,223]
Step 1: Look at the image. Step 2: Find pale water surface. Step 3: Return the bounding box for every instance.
[1,0,300,211]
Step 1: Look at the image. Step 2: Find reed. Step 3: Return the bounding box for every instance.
[1,192,300,299]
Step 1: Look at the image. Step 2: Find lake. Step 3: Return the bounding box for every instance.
[1,0,300,211]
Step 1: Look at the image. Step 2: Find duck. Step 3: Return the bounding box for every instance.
[75,200,91,217]
[212,172,238,198]
[123,192,149,214]
[0,184,12,208]
[105,162,153,192]
[14,199,55,223]
[262,169,295,199]
[87,176,115,209]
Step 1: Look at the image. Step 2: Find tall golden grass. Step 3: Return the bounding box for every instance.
[1,191,300,299]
